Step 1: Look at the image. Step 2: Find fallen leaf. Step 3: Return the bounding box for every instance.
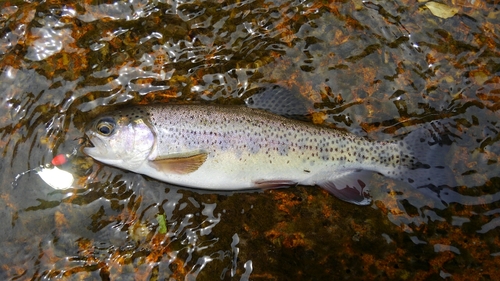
[156,214,167,234]
[425,2,458,19]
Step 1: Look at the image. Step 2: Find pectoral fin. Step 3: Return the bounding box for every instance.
[150,153,208,174]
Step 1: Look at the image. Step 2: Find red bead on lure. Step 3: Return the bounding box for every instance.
[51,154,68,166]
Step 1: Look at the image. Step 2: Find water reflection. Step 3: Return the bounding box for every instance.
[5,171,252,279]
[0,0,499,279]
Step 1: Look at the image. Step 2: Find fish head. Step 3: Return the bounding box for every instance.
[83,109,155,170]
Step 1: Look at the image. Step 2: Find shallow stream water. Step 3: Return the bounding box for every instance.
[1,0,499,279]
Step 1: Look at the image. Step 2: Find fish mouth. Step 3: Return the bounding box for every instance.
[81,133,102,157]
[76,136,94,148]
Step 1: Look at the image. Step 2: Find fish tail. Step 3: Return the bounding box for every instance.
[315,121,456,206]
[393,121,456,189]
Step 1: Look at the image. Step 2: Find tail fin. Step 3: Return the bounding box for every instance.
[394,121,456,189]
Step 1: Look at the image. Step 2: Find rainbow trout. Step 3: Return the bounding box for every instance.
[83,104,453,205]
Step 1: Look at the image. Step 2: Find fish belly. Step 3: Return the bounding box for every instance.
[138,149,346,190]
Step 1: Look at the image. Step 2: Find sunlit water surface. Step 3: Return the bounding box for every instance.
[1,0,499,279]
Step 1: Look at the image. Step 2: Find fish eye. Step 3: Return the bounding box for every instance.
[96,118,115,136]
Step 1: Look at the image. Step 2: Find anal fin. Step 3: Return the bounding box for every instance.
[150,153,208,174]
[317,170,375,206]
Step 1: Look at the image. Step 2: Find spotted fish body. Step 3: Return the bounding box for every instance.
[84,104,453,205]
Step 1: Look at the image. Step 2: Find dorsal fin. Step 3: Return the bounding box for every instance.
[244,85,313,120]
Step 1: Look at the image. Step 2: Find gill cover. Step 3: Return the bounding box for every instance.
[84,110,156,170]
